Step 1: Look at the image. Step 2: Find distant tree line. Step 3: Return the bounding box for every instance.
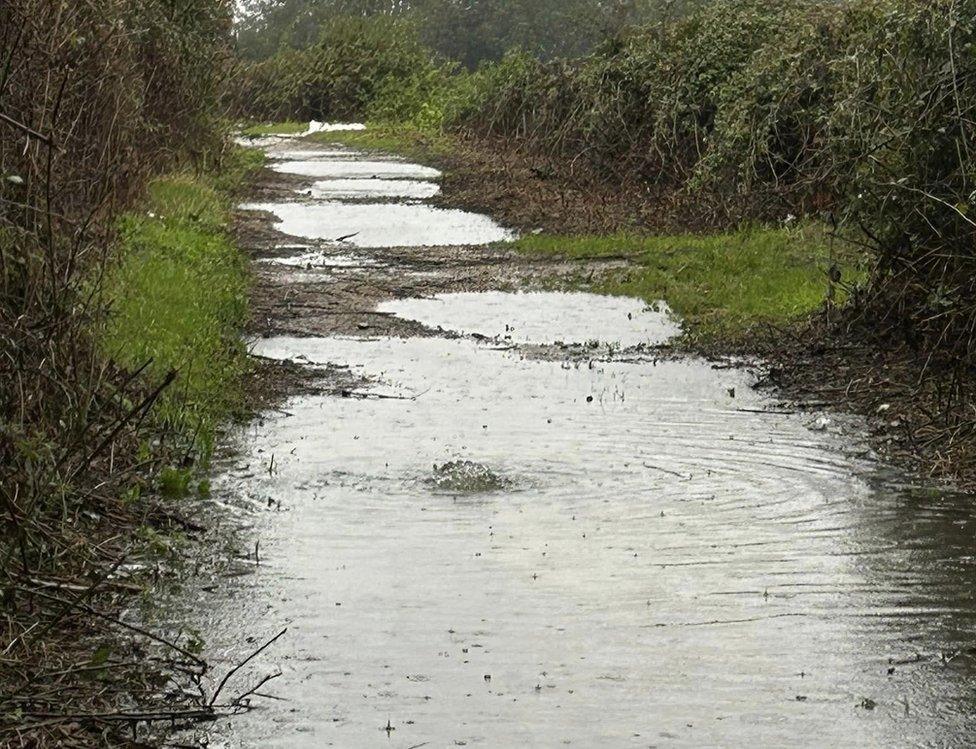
[235,0,708,67]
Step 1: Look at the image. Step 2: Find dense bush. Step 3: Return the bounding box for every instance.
[230,15,447,121]
[0,0,234,736]
[451,1,802,184]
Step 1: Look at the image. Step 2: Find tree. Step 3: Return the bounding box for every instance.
[233,0,711,65]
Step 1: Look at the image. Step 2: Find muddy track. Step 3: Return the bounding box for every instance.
[165,134,976,748]
[236,169,630,345]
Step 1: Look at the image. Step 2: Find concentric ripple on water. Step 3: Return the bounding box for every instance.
[173,297,976,748]
[184,139,976,748]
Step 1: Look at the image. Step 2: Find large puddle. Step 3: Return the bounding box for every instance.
[191,132,976,746]
[271,159,441,181]
[241,201,513,248]
[378,291,681,347]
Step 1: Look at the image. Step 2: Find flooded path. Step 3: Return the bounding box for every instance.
[177,134,976,746]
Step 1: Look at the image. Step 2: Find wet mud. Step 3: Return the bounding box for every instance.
[171,133,976,747]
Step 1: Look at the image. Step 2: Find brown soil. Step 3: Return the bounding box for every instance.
[232,157,634,362]
[756,323,976,490]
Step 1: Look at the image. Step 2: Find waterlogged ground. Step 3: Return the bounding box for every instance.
[175,133,976,747]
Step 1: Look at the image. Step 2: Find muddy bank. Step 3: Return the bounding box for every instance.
[233,153,632,345]
[159,133,976,747]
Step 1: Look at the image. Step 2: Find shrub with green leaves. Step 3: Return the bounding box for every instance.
[231,15,444,121]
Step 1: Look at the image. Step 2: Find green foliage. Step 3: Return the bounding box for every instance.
[513,226,865,341]
[231,15,441,121]
[208,145,268,196]
[159,466,193,498]
[365,61,466,132]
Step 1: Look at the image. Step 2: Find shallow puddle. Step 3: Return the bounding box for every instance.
[258,250,380,269]
[271,159,441,181]
[306,178,440,200]
[241,201,513,247]
[272,149,360,161]
[379,291,680,347]
[189,137,976,747]
[187,319,976,747]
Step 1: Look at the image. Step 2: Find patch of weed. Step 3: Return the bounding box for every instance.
[101,147,261,463]
[511,225,867,342]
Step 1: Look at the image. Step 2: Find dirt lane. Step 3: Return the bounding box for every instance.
[169,135,976,748]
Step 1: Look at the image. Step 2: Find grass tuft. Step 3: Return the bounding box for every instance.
[100,148,259,461]
[511,226,867,342]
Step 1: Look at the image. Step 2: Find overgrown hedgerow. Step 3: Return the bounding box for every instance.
[0,0,248,741]
[448,0,976,371]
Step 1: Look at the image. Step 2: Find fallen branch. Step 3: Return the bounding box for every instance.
[0,109,53,146]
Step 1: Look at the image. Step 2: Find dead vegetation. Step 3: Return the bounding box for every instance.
[0,1,269,744]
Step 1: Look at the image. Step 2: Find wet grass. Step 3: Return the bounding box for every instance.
[101,147,261,459]
[512,226,867,343]
[310,126,452,163]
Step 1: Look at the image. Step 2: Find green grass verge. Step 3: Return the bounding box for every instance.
[101,146,262,461]
[511,226,866,343]
[310,126,452,162]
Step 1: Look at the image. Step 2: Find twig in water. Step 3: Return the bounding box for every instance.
[233,670,283,706]
[209,628,288,707]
